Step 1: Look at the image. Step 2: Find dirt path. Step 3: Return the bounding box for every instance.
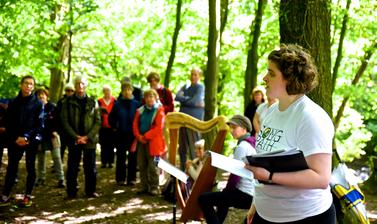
[0,151,376,223]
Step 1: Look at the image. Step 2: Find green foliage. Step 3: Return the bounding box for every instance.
[0,0,376,162]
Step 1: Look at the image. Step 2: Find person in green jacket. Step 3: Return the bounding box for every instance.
[60,76,101,199]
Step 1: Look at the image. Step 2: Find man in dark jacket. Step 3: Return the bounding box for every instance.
[60,76,101,198]
[0,75,44,207]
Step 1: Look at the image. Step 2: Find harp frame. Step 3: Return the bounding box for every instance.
[165,112,228,222]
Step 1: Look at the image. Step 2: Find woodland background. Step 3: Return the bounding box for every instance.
[0,0,376,222]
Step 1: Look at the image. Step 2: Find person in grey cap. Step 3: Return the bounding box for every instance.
[198,114,256,223]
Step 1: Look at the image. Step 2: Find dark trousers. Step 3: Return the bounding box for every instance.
[3,144,37,196]
[66,145,97,197]
[115,134,136,183]
[198,188,253,224]
[0,146,3,169]
[59,133,68,163]
[178,127,200,171]
[99,128,115,166]
[137,142,159,192]
[252,203,336,224]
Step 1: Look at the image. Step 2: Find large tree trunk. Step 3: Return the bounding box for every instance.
[279,0,332,116]
[49,3,70,103]
[216,0,229,116]
[244,0,267,111]
[164,0,182,88]
[205,0,220,121]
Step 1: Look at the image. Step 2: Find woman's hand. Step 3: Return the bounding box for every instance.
[245,164,270,182]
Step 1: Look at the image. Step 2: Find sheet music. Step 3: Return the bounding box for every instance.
[209,151,254,180]
[157,158,189,184]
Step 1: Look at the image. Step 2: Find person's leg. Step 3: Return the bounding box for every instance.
[127,150,137,184]
[125,135,136,184]
[146,152,159,193]
[2,145,24,196]
[137,143,148,192]
[105,128,115,167]
[83,148,97,196]
[115,144,126,183]
[217,188,253,223]
[198,191,226,224]
[0,146,3,169]
[24,145,38,195]
[186,128,200,160]
[59,133,67,163]
[51,146,65,182]
[36,144,46,183]
[66,145,82,197]
[99,128,107,167]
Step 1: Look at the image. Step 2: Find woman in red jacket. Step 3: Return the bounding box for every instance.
[133,89,166,196]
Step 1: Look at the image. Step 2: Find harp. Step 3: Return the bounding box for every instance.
[165,112,228,222]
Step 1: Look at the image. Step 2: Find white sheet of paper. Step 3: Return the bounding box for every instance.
[157,158,189,184]
[209,151,254,180]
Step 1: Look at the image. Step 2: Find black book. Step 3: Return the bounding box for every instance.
[245,149,309,173]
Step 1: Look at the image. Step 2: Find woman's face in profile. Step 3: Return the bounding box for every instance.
[263,61,287,99]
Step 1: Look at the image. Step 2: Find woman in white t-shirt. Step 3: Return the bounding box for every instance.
[245,44,336,224]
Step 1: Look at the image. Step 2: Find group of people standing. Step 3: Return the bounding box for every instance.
[0,44,336,224]
[0,67,205,207]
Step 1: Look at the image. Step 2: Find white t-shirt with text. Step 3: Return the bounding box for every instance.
[254,95,334,222]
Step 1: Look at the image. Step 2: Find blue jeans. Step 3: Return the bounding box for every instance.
[66,145,97,197]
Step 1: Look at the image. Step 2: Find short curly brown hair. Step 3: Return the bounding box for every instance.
[268,44,318,95]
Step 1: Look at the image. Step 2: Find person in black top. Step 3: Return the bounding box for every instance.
[0,75,44,207]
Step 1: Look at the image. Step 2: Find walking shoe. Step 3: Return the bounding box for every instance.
[20,195,32,207]
[136,189,148,195]
[0,195,11,207]
[127,180,136,186]
[57,180,66,188]
[117,181,127,186]
[34,179,45,187]
[149,188,160,196]
[87,192,100,198]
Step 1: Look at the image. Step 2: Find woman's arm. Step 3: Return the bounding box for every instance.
[245,152,331,189]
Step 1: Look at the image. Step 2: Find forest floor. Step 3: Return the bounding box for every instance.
[0,149,376,224]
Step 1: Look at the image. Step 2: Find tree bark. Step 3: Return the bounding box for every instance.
[205,0,220,120]
[49,3,70,103]
[216,0,229,115]
[164,0,182,88]
[331,0,351,94]
[279,0,332,116]
[244,0,267,110]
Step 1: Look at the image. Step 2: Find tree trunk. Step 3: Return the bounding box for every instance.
[205,0,221,121]
[216,0,229,116]
[244,0,267,111]
[333,42,377,129]
[49,3,70,103]
[331,0,351,94]
[164,0,182,88]
[279,0,332,116]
